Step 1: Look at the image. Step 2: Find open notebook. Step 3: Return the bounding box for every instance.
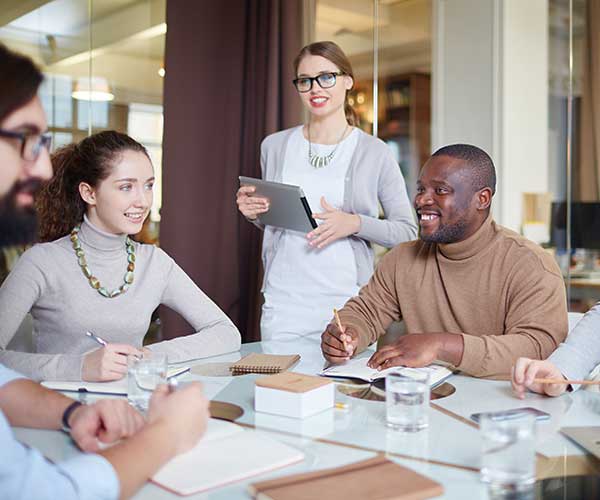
[41,366,190,395]
[152,418,304,495]
[320,356,452,388]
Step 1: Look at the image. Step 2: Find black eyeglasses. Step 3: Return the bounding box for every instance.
[0,129,52,161]
[293,72,345,93]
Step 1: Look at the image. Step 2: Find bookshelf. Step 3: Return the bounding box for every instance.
[379,73,431,200]
[350,73,431,200]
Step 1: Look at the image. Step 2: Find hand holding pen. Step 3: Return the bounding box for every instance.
[82,331,142,382]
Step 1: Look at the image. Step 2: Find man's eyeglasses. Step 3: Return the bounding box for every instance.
[293,72,345,93]
[0,129,52,161]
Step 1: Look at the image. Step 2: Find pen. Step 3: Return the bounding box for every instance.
[167,377,179,393]
[85,331,108,347]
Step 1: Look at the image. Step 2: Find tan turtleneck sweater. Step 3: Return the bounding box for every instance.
[337,215,568,378]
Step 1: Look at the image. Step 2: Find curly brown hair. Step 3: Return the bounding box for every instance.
[36,131,150,242]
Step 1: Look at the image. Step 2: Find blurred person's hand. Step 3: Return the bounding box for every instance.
[511,357,568,399]
[69,399,145,452]
[147,382,209,455]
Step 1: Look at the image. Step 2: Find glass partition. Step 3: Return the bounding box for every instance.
[0,0,166,231]
[312,0,599,309]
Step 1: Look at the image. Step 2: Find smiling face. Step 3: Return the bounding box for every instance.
[414,155,491,244]
[296,54,353,119]
[80,149,154,235]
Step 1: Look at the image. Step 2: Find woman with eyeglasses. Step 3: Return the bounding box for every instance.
[0,130,241,382]
[237,41,417,341]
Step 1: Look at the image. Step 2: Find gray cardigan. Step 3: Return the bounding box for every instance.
[549,301,600,388]
[256,126,418,288]
[0,217,241,381]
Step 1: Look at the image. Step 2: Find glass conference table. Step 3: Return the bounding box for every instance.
[14,337,600,499]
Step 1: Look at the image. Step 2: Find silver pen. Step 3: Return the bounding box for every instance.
[85,331,108,347]
[167,377,178,393]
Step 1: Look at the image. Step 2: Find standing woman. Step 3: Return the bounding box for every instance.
[0,131,241,381]
[237,41,417,341]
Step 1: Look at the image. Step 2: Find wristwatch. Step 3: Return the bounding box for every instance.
[61,401,83,433]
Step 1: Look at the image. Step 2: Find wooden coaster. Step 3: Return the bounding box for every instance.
[338,381,456,402]
[209,400,244,421]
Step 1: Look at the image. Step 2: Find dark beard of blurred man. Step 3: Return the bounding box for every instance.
[0,177,42,247]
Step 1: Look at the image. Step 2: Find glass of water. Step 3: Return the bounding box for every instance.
[480,412,536,491]
[385,371,430,432]
[127,351,167,412]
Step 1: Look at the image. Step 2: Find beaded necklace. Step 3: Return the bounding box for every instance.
[70,224,135,298]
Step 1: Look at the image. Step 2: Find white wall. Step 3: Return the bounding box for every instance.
[500,0,548,231]
[433,0,549,231]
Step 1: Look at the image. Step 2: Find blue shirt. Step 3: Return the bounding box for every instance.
[0,364,120,499]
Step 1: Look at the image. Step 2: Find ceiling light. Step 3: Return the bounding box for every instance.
[72,77,114,102]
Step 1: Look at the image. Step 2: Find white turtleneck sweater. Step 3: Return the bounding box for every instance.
[0,217,241,381]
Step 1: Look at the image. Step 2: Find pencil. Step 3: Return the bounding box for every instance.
[333,308,353,356]
[333,308,344,333]
[533,378,600,386]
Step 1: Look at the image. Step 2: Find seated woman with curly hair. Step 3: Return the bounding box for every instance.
[0,130,241,382]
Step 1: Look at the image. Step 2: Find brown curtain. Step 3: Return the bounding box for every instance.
[577,0,600,201]
[160,0,304,343]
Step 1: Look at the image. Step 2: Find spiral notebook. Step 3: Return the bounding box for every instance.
[248,456,444,500]
[229,353,300,375]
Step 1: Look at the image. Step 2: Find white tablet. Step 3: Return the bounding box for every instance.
[239,176,317,233]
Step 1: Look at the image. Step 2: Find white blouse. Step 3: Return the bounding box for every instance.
[261,126,360,340]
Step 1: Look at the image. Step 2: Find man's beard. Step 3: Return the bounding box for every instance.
[420,217,470,244]
[0,179,42,247]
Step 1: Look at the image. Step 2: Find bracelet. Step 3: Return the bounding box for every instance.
[61,401,83,432]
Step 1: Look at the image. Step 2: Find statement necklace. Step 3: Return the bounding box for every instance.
[307,123,349,169]
[70,224,135,298]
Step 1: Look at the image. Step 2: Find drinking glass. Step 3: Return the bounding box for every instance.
[480,412,536,491]
[127,351,167,412]
[385,371,430,432]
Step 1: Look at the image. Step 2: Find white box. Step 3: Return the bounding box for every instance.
[254,372,334,419]
[254,410,335,437]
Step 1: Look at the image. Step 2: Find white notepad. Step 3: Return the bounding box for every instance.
[320,357,453,388]
[41,366,190,395]
[152,418,304,495]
